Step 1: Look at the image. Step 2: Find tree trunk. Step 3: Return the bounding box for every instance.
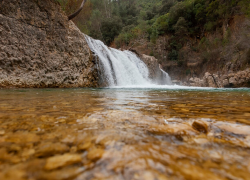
[68,0,86,20]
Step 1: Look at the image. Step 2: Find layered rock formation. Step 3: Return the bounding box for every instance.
[140,54,172,85]
[185,68,250,88]
[139,54,160,80]
[0,0,99,88]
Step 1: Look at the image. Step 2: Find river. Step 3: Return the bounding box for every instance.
[0,87,250,180]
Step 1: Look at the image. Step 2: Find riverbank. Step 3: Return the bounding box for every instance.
[184,68,250,88]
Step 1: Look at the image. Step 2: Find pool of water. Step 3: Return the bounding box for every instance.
[0,87,250,180]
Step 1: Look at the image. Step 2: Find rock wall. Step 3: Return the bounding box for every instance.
[139,54,160,80]
[140,54,172,85]
[0,0,99,88]
[186,69,250,88]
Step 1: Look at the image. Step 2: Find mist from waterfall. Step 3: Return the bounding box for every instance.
[84,35,172,87]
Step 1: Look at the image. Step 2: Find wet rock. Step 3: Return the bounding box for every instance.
[87,148,104,161]
[193,138,209,144]
[9,144,22,153]
[192,120,209,134]
[21,149,35,159]
[139,54,160,80]
[61,135,76,145]
[0,148,21,163]
[0,130,5,135]
[0,168,26,180]
[139,54,171,84]
[70,146,77,153]
[0,148,11,161]
[44,153,82,170]
[38,167,85,180]
[78,141,92,151]
[5,132,40,143]
[35,142,69,157]
[214,122,250,136]
[149,123,199,136]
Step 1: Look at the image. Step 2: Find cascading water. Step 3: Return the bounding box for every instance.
[160,68,172,85]
[85,35,172,87]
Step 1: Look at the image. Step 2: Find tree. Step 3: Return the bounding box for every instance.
[101,17,123,45]
[174,17,188,36]
[68,0,87,20]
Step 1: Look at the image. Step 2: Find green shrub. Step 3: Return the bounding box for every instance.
[191,46,198,52]
[186,69,191,75]
[200,37,206,44]
[204,21,216,31]
[168,49,179,60]
[101,17,123,45]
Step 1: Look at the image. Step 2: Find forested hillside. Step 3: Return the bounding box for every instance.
[58,0,249,45]
[57,0,250,83]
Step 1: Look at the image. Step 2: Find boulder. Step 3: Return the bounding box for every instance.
[140,54,172,84]
[187,68,250,88]
[0,0,99,88]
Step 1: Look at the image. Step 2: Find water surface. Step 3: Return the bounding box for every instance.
[0,87,250,180]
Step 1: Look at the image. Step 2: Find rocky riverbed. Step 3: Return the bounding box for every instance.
[0,88,250,180]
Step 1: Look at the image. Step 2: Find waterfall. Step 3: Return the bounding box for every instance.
[160,68,172,85]
[84,35,172,87]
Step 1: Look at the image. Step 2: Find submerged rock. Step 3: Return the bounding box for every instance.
[44,153,82,170]
[5,132,40,144]
[38,167,85,180]
[0,130,5,135]
[87,148,104,161]
[192,120,209,134]
[35,142,70,157]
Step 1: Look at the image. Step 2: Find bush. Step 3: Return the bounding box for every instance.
[186,69,191,75]
[168,49,179,60]
[204,21,216,31]
[174,17,188,35]
[101,17,123,45]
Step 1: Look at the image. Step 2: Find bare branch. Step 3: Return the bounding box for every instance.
[68,0,86,20]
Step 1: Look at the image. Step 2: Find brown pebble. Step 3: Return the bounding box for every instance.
[6,132,40,143]
[0,130,5,136]
[44,153,82,170]
[70,146,77,153]
[192,120,209,134]
[78,141,92,151]
[36,142,69,157]
[87,148,104,161]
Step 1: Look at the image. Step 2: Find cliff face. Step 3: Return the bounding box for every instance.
[0,0,99,88]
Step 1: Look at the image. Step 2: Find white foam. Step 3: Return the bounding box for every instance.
[84,35,172,87]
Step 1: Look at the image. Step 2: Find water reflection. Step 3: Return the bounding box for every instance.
[0,88,250,180]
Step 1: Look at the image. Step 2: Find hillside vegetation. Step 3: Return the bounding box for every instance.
[57,0,250,81]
